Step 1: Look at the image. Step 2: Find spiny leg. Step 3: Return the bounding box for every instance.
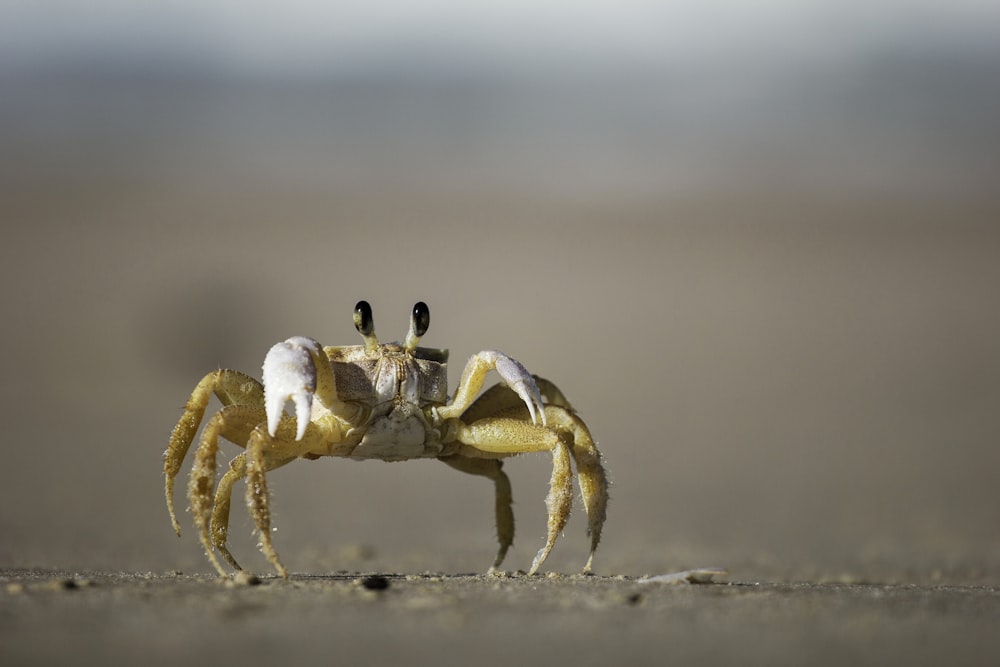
[211,452,291,570]
[194,412,340,577]
[543,405,608,573]
[211,454,248,571]
[187,404,267,576]
[453,417,574,575]
[243,417,335,578]
[245,428,287,577]
[533,435,574,575]
[188,411,229,576]
[439,455,514,571]
[164,369,264,534]
[465,393,609,574]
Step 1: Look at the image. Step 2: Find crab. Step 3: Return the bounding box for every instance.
[164,301,608,578]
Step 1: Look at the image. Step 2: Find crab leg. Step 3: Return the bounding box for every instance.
[210,454,246,571]
[244,428,284,576]
[439,456,515,571]
[210,452,293,572]
[242,416,344,578]
[164,370,264,535]
[187,404,271,576]
[187,400,339,577]
[542,404,608,573]
[435,351,547,426]
[460,382,609,573]
[453,418,574,575]
[533,437,574,575]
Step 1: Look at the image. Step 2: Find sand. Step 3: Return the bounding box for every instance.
[3,566,1000,666]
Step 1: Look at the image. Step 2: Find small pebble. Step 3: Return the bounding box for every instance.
[359,575,390,591]
[34,577,92,592]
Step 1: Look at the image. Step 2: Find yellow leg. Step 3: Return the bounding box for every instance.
[533,437,574,575]
[453,418,574,575]
[187,403,318,577]
[211,453,305,572]
[543,405,608,574]
[211,454,246,571]
[164,370,264,535]
[171,364,351,578]
[187,404,268,576]
[245,430,282,577]
[244,429,302,578]
[242,417,337,578]
[459,391,609,575]
[188,411,231,576]
[439,456,514,571]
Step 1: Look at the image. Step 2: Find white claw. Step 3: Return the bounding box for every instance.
[491,351,547,426]
[262,337,321,440]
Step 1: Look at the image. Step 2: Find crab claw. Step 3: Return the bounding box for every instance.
[262,336,323,440]
[435,349,548,427]
[488,350,548,427]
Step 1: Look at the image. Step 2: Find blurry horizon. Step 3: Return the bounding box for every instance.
[4,2,1000,207]
[3,1,1000,77]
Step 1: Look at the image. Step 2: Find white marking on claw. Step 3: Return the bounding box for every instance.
[262,338,319,440]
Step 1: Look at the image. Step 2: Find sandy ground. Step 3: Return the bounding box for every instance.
[2,74,1000,665]
[3,567,1000,666]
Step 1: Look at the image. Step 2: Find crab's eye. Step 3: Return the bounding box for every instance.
[354,300,374,336]
[411,301,430,337]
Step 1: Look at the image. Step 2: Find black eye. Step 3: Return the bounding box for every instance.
[411,301,430,337]
[354,300,374,336]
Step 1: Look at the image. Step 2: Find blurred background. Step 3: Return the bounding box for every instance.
[1,0,998,582]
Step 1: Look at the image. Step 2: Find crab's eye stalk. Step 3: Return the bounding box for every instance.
[354,301,374,335]
[354,300,379,351]
[404,301,429,351]
[412,302,430,337]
